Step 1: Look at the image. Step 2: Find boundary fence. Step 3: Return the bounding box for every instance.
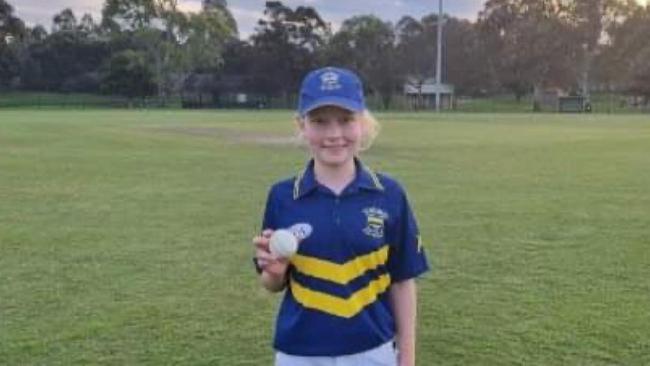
[0,92,647,114]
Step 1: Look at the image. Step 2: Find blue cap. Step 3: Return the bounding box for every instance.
[298,67,366,117]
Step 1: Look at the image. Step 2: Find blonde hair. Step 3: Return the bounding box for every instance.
[295,109,381,152]
[358,110,380,151]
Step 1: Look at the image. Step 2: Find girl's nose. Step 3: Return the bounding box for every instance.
[324,120,343,137]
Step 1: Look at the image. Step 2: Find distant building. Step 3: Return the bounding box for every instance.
[535,87,566,111]
[403,78,455,110]
[534,86,589,112]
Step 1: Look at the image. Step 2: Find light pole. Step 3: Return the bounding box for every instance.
[435,0,443,112]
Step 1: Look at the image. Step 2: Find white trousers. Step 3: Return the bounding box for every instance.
[275,341,397,366]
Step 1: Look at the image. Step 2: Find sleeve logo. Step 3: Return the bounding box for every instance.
[289,223,313,241]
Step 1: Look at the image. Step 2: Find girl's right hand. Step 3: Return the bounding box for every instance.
[253,229,290,278]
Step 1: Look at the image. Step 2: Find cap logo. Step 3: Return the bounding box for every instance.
[320,71,342,91]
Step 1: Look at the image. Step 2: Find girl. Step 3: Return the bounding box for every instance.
[253,67,429,366]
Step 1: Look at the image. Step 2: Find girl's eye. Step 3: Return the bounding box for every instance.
[310,117,324,124]
[339,114,355,125]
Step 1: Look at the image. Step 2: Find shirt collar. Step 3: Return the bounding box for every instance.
[293,158,384,200]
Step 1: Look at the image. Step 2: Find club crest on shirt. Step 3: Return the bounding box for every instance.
[362,207,388,239]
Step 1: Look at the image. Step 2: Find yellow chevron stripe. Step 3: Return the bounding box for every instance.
[290,273,391,318]
[291,245,389,285]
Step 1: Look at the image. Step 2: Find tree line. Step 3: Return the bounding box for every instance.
[1,0,649,108]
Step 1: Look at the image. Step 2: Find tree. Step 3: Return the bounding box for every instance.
[326,15,398,108]
[0,0,24,39]
[627,47,650,106]
[203,0,226,8]
[395,14,490,98]
[220,39,254,76]
[102,49,157,103]
[78,13,99,36]
[256,1,330,50]
[101,0,237,102]
[202,0,237,33]
[444,17,492,96]
[30,25,48,42]
[101,0,183,98]
[395,15,434,100]
[601,5,650,105]
[19,29,109,91]
[14,7,107,92]
[101,0,159,32]
[52,8,77,32]
[0,0,26,87]
[183,5,238,72]
[249,1,329,102]
[479,0,576,105]
[568,0,639,99]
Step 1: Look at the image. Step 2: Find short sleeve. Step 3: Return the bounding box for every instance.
[262,186,278,231]
[253,186,279,274]
[386,190,429,282]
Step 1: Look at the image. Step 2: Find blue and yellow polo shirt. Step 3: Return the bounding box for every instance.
[262,159,429,356]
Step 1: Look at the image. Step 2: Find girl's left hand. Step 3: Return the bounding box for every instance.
[254,229,290,278]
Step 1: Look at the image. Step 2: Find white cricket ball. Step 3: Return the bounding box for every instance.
[269,229,298,258]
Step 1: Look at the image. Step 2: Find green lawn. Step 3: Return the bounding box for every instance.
[1,110,649,365]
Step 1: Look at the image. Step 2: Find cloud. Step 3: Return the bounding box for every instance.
[177,1,202,13]
[12,0,484,35]
[13,0,104,27]
[230,6,264,39]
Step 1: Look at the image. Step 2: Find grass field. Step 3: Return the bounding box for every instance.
[1,110,649,365]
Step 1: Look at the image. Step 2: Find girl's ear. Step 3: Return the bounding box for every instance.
[355,113,367,135]
[295,115,306,131]
[294,115,306,141]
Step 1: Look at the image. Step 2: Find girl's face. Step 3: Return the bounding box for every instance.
[300,106,364,168]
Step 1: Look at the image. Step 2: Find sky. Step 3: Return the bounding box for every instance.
[11,0,485,38]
